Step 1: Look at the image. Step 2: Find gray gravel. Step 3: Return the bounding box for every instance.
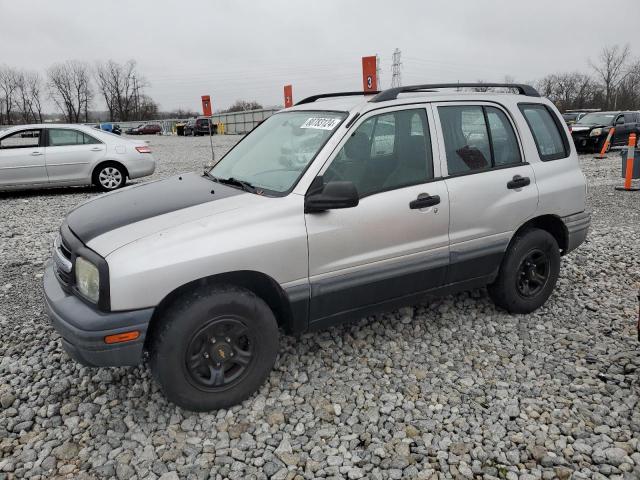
[1,135,639,480]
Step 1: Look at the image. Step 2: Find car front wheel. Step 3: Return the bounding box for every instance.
[488,228,560,314]
[148,285,280,411]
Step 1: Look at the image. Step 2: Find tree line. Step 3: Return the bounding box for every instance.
[534,44,639,112]
[0,59,159,125]
[1,44,638,126]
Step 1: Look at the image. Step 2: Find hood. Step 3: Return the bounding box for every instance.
[67,172,247,253]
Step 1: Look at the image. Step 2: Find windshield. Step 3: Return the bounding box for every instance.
[576,113,615,125]
[210,110,347,194]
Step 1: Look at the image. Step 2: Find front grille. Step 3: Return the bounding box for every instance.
[53,234,74,289]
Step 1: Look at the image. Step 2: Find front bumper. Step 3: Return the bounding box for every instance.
[44,262,154,367]
[562,211,591,254]
[571,134,602,152]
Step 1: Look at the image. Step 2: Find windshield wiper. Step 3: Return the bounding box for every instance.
[215,176,257,193]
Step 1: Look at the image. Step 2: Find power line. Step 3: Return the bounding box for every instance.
[391,48,402,88]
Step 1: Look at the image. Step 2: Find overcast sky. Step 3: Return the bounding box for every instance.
[1,0,639,113]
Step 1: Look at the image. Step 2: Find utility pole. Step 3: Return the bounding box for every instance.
[376,54,382,90]
[391,48,402,88]
[132,75,140,119]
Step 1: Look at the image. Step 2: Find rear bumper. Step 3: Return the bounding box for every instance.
[127,156,156,179]
[562,211,591,254]
[43,262,153,367]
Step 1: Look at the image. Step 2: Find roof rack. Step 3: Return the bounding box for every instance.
[295,91,380,106]
[370,83,540,102]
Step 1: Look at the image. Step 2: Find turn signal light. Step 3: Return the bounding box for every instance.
[104,331,140,344]
[135,146,152,154]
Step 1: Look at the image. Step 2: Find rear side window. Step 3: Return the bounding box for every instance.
[438,105,521,175]
[518,104,569,161]
[0,129,41,149]
[48,129,100,146]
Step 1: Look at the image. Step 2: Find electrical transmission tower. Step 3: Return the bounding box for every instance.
[391,48,402,88]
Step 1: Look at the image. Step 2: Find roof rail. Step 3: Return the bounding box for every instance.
[370,83,540,102]
[295,91,380,106]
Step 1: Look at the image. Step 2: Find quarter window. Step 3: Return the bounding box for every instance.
[48,129,100,146]
[518,104,569,161]
[0,129,41,149]
[324,108,433,197]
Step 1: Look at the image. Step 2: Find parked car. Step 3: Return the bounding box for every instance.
[136,123,162,135]
[0,124,155,192]
[44,83,590,411]
[562,111,588,125]
[184,117,216,136]
[570,111,640,152]
[125,124,143,135]
[175,120,188,136]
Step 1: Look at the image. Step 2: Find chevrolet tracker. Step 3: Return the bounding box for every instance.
[44,83,591,411]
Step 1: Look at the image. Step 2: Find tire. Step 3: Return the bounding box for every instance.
[148,285,280,411]
[488,228,560,314]
[93,162,126,191]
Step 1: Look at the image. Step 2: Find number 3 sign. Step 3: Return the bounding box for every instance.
[362,56,377,93]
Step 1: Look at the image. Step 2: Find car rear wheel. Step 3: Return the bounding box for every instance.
[148,285,279,411]
[93,163,126,191]
[488,228,560,314]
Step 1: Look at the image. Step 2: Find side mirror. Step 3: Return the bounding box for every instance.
[305,178,359,213]
[616,117,625,125]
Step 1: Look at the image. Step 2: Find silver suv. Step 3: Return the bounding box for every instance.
[44,83,590,411]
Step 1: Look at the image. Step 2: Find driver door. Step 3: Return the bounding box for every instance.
[305,105,450,326]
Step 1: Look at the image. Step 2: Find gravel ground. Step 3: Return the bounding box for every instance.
[0,135,639,480]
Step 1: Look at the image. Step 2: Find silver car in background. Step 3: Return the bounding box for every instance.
[0,124,156,192]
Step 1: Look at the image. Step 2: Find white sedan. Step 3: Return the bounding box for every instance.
[0,124,156,192]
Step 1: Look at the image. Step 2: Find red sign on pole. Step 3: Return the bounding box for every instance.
[284,85,293,108]
[201,95,212,117]
[362,56,377,92]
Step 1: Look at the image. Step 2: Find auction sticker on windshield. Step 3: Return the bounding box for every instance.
[301,117,341,130]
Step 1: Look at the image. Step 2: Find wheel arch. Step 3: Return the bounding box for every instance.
[92,160,130,180]
[510,214,568,254]
[144,270,299,351]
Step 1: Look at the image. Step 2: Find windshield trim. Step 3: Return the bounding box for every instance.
[209,109,349,197]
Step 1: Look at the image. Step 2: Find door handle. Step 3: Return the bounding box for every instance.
[507,175,530,189]
[30,151,43,156]
[90,147,103,151]
[409,194,440,209]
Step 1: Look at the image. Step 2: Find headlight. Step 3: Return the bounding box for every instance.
[75,257,100,303]
[590,128,603,137]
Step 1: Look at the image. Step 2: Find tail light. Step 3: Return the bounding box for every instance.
[135,146,151,154]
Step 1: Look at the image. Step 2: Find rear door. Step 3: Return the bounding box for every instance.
[44,128,106,183]
[434,102,538,283]
[0,128,47,187]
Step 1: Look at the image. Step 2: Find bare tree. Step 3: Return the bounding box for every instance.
[48,60,93,123]
[27,72,44,123]
[224,100,263,113]
[590,44,631,109]
[95,60,146,121]
[0,66,19,125]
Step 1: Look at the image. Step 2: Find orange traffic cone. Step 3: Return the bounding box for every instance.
[594,127,615,159]
[615,133,639,191]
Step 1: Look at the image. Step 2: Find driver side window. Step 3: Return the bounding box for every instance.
[324,108,433,198]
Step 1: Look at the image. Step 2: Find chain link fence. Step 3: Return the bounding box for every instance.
[0,108,280,135]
